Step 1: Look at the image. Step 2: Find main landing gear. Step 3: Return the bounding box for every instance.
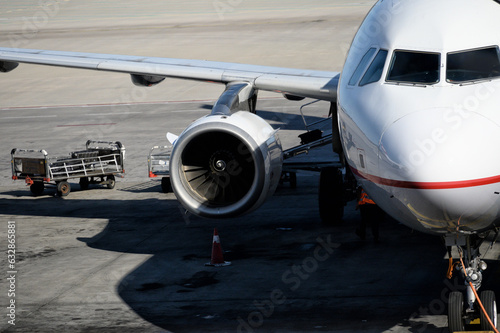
[318,167,344,224]
[447,232,499,333]
[318,166,357,225]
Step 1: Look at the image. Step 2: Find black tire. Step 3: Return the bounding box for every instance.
[318,167,344,225]
[30,181,44,196]
[161,176,172,193]
[448,291,465,332]
[480,290,498,331]
[290,172,297,189]
[57,181,71,197]
[106,175,116,189]
[79,177,89,190]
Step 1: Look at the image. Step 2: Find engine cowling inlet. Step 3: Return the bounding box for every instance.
[170,111,282,218]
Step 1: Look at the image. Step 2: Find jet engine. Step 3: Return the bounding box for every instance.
[169,111,282,218]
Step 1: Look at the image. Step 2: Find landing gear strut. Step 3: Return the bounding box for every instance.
[447,232,499,332]
[318,167,344,224]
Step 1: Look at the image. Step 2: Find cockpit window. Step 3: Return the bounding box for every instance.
[446,46,500,83]
[359,49,388,86]
[386,50,440,85]
[348,48,376,86]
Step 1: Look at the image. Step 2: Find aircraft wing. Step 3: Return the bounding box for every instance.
[0,47,339,102]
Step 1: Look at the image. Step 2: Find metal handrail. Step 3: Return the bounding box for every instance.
[48,154,121,180]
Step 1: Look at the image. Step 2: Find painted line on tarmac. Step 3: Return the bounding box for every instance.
[0,97,282,111]
[171,109,210,113]
[2,115,57,119]
[56,123,116,127]
[0,100,208,111]
[84,112,142,116]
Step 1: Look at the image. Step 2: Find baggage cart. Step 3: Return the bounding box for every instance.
[11,140,125,196]
[147,145,172,193]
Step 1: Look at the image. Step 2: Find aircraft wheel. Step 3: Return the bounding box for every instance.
[30,181,44,196]
[318,167,344,225]
[448,291,465,332]
[106,175,116,189]
[480,290,498,331]
[79,177,89,190]
[57,181,71,197]
[289,172,297,189]
[161,176,172,193]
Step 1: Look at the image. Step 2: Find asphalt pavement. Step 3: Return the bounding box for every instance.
[1,1,499,332]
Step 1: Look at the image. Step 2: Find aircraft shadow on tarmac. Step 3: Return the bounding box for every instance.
[1,181,499,332]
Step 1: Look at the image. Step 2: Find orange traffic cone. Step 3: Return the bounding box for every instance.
[205,228,231,267]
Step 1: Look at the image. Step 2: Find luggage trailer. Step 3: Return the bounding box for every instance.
[147,145,172,193]
[11,140,125,196]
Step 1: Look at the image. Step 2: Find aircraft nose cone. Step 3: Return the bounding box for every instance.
[379,107,500,184]
[378,108,500,232]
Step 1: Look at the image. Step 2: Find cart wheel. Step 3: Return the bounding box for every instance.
[79,177,89,190]
[161,176,172,193]
[106,175,116,189]
[57,181,71,197]
[30,181,44,196]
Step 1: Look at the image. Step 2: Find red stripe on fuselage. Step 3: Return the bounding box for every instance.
[351,167,500,190]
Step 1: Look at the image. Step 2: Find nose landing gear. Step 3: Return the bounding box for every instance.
[446,232,499,333]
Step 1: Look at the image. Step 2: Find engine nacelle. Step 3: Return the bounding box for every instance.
[130,74,165,87]
[170,111,283,218]
[0,61,18,73]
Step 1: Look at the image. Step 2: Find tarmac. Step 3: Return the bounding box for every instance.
[1,1,500,332]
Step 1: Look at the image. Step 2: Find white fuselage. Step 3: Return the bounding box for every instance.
[338,0,500,235]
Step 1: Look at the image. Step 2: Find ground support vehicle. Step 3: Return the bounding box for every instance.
[148,145,172,193]
[11,140,125,196]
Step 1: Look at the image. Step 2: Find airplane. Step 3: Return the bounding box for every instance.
[1,0,500,331]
